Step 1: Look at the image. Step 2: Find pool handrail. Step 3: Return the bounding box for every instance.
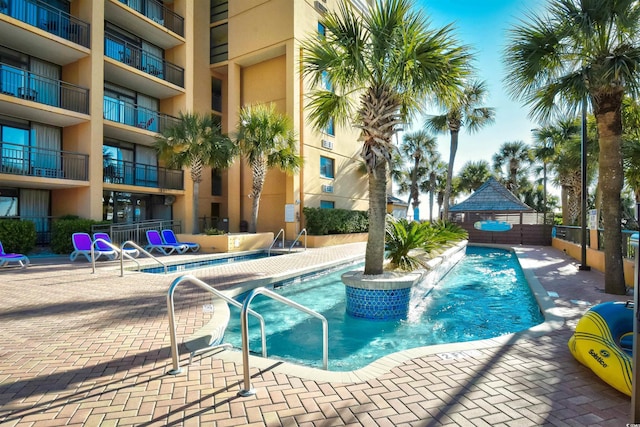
[289,228,307,252]
[166,275,267,375]
[119,240,166,276]
[268,228,285,256]
[238,286,329,397]
[90,238,137,274]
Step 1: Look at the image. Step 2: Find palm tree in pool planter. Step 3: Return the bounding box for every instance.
[154,112,236,234]
[503,0,640,295]
[235,103,302,233]
[301,0,470,275]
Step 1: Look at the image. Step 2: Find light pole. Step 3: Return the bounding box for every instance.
[579,96,590,271]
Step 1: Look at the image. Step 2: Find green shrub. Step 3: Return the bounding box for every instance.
[204,227,226,235]
[0,220,36,254]
[51,217,110,254]
[303,207,368,235]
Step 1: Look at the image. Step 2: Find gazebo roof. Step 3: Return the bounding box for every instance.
[449,177,535,212]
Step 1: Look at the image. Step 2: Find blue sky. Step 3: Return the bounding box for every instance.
[409,0,544,175]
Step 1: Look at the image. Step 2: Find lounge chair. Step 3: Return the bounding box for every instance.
[0,242,29,268]
[70,232,117,262]
[93,232,140,259]
[145,230,188,255]
[161,229,200,253]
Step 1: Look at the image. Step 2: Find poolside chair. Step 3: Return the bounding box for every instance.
[145,230,189,255]
[161,229,200,253]
[93,232,140,259]
[0,242,29,268]
[70,232,117,262]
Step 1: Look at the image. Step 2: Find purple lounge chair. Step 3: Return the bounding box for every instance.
[145,230,188,255]
[93,232,139,258]
[70,232,117,262]
[0,242,29,268]
[161,229,200,253]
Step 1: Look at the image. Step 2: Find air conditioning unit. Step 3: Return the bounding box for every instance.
[314,1,328,13]
[321,184,334,193]
[321,139,333,150]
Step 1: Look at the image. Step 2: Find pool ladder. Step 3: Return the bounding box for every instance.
[91,238,167,276]
[165,275,329,397]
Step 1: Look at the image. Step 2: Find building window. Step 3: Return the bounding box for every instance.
[320,200,334,209]
[210,24,228,63]
[320,156,334,179]
[325,117,335,136]
[318,22,326,38]
[212,78,222,113]
[211,168,222,196]
[211,0,228,22]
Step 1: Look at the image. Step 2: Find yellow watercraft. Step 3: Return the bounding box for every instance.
[568,301,633,396]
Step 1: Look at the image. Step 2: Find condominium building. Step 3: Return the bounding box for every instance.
[0,0,372,245]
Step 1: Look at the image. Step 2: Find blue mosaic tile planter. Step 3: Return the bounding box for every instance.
[345,286,412,320]
[341,271,422,320]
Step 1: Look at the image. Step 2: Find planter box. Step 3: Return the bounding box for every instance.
[306,233,368,248]
[177,232,274,254]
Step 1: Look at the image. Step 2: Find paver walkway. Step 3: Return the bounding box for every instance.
[0,243,633,426]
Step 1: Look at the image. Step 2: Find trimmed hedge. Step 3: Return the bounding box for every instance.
[0,220,36,254]
[51,216,111,254]
[303,207,368,235]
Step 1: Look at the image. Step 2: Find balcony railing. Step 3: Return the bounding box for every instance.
[1,0,91,48]
[105,33,184,87]
[103,158,183,190]
[103,97,180,132]
[0,62,90,113]
[118,0,184,37]
[0,141,88,181]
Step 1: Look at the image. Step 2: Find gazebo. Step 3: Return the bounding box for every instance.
[448,177,551,245]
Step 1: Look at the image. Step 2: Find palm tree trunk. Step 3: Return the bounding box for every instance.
[192,181,200,234]
[364,162,388,275]
[443,130,459,219]
[249,157,267,233]
[594,93,625,295]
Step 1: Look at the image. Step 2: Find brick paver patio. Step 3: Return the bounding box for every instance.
[0,243,633,426]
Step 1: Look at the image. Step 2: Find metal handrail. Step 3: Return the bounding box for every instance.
[289,228,307,252]
[119,240,166,276]
[90,238,133,273]
[238,287,329,397]
[166,275,266,375]
[268,229,285,256]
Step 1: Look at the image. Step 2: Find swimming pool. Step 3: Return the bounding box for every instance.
[223,246,544,371]
[141,250,282,274]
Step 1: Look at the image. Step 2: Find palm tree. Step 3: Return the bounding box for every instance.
[492,141,532,197]
[504,0,640,295]
[400,130,437,221]
[236,103,302,233]
[457,160,491,194]
[155,112,236,234]
[301,0,470,275]
[424,154,447,222]
[622,97,640,202]
[424,80,495,220]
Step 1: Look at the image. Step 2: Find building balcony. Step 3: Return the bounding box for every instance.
[0,0,90,65]
[103,97,179,144]
[103,158,183,190]
[0,141,88,182]
[105,0,184,49]
[0,63,90,126]
[104,34,184,99]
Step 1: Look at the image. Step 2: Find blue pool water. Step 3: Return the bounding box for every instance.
[224,246,545,371]
[141,251,280,274]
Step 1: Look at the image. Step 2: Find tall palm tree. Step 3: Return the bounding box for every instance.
[400,130,437,221]
[235,103,302,233]
[154,112,236,234]
[504,0,640,295]
[457,160,491,195]
[424,80,495,220]
[424,154,447,222]
[301,0,470,275]
[492,140,532,197]
[622,97,640,202]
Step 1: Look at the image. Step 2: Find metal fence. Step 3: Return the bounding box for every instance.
[553,225,637,260]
